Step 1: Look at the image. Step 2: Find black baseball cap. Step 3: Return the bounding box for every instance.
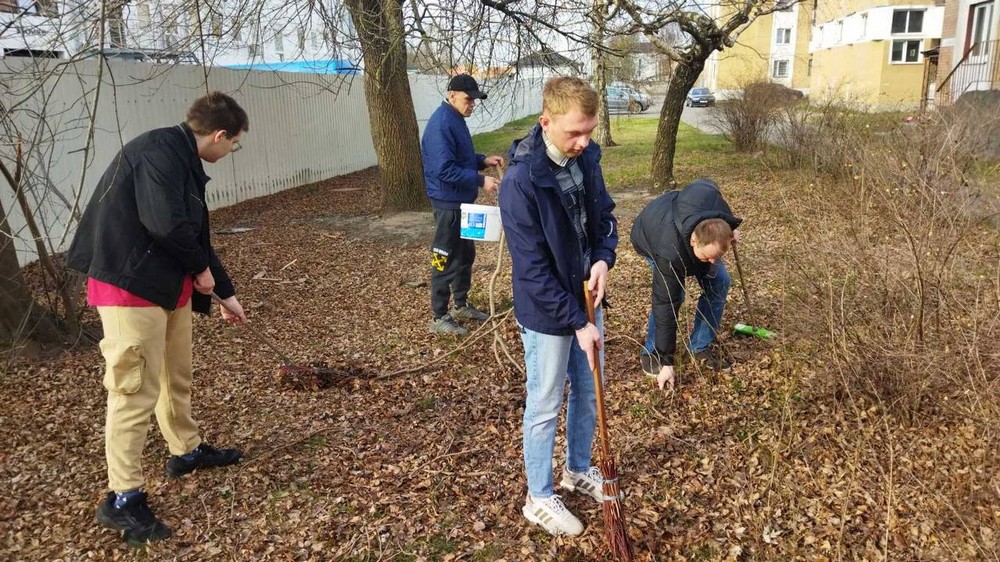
[447,74,487,100]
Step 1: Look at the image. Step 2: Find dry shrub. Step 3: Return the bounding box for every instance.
[777,101,1000,420]
[714,81,803,152]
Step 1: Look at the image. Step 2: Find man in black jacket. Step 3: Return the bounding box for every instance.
[630,179,742,390]
[67,92,249,546]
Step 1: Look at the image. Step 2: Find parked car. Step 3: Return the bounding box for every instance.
[78,47,200,65]
[79,48,153,63]
[612,82,651,112]
[605,86,632,113]
[686,87,716,107]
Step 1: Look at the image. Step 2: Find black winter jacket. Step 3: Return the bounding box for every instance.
[630,179,741,363]
[66,123,235,314]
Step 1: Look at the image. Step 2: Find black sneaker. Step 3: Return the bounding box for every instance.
[96,491,172,546]
[639,352,662,376]
[693,347,733,371]
[165,443,243,478]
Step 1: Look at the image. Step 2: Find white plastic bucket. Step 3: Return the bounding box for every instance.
[460,203,502,242]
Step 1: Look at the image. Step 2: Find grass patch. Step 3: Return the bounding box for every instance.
[472,113,735,190]
[472,114,539,156]
[415,394,437,412]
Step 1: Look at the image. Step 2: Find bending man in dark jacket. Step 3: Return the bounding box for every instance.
[67,92,249,545]
[499,77,618,537]
[422,74,504,336]
[630,178,742,390]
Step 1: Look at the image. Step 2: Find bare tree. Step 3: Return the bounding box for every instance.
[618,0,797,188]
[345,0,426,211]
[592,0,616,147]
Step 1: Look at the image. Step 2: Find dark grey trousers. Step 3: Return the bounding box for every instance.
[430,208,475,319]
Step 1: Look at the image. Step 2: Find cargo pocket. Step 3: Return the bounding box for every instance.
[99,338,144,395]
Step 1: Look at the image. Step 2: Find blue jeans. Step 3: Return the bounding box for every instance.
[643,258,731,355]
[519,309,604,498]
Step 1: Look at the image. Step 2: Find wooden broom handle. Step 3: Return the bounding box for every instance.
[583,282,612,460]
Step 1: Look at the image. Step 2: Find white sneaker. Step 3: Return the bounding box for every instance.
[560,466,604,504]
[522,494,584,536]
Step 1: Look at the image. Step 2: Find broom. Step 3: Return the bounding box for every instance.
[583,282,634,562]
[730,242,776,340]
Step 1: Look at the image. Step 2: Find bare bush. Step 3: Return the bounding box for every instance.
[713,81,802,152]
[777,102,1000,419]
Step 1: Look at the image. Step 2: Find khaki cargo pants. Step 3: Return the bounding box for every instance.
[97,304,201,492]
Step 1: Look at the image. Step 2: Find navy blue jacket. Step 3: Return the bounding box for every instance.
[630,179,742,362]
[422,102,486,210]
[499,124,618,336]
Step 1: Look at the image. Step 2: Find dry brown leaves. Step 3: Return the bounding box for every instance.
[2,166,998,561]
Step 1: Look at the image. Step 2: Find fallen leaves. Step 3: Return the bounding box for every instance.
[3,167,999,561]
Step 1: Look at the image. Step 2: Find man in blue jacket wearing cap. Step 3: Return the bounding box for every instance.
[422,73,505,336]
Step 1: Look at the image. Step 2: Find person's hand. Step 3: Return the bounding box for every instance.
[732,228,740,244]
[484,155,504,167]
[194,267,215,295]
[587,260,609,309]
[657,365,675,392]
[483,175,500,194]
[219,296,247,324]
[574,322,602,371]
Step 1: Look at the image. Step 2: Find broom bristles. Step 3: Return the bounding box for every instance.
[599,458,634,562]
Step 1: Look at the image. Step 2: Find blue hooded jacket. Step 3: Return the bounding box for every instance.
[498,124,618,336]
[422,101,486,209]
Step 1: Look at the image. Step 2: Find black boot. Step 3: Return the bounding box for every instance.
[165,443,243,478]
[96,491,172,546]
[693,346,733,371]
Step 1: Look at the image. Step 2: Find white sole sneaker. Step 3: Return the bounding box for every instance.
[560,472,604,504]
[522,498,583,536]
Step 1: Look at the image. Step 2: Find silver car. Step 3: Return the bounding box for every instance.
[605,86,632,113]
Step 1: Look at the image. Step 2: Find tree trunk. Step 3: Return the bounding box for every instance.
[591,0,616,147]
[346,0,428,212]
[651,58,702,190]
[0,197,63,347]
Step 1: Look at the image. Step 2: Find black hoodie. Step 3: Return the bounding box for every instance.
[630,179,742,363]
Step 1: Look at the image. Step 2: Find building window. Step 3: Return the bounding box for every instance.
[891,10,924,34]
[777,0,792,11]
[137,3,150,27]
[249,44,260,57]
[772,59,789,78]
[807,56,813,76]
[298,29,306,51]
[776,28,791,44]
[969,1,994,57]
[274,32,284,53]
[891,39,922,63]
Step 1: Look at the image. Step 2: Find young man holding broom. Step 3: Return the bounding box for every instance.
[630,178,742,391]
[67,92,249,545]
[499,76,618,536]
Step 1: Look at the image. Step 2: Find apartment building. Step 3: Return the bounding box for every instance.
[808,0,944,108]
[0,0,357,68]
[704,0,813,96]
[933,0,998,104]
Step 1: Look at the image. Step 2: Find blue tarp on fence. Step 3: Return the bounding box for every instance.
[223,59,360,74]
